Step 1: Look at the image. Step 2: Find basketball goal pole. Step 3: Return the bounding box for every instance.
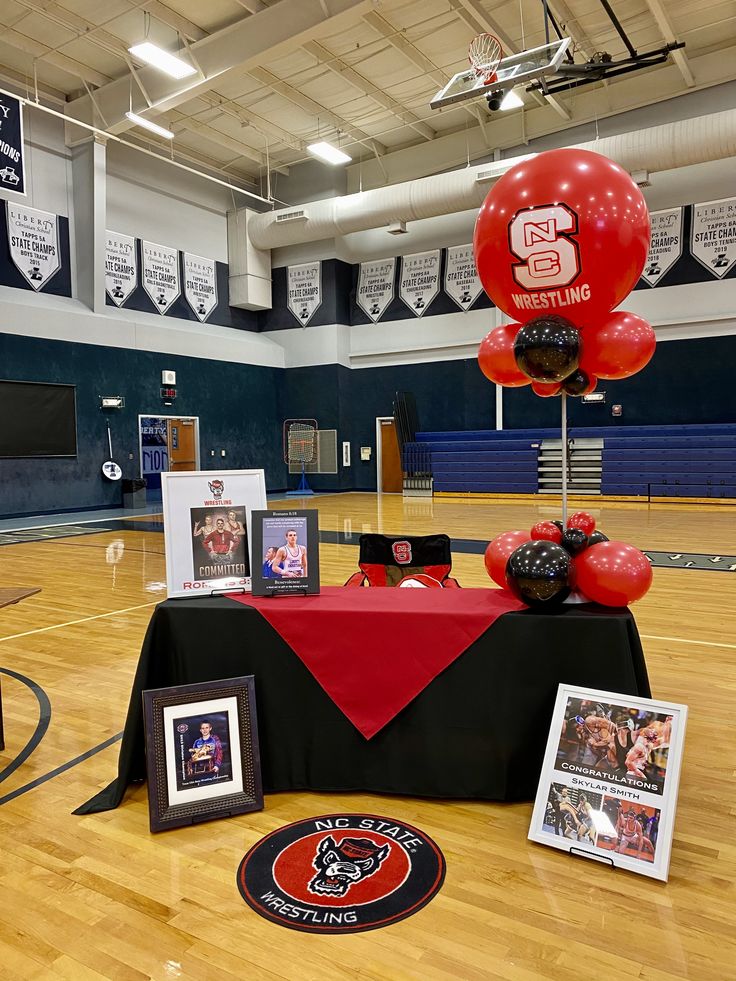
[561,392,568,524]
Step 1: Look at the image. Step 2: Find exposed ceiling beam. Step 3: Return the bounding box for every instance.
[0,26,111,87]
[142,1,208,41]
[446,0,517,53]
[66,0,374,133]
[196,91,304,151]
[547,0,596,59]
[302,39,436,142]
[169,110,289,174]
[643,0,695,87]
[14,0,132,65]
[248,65,386,154]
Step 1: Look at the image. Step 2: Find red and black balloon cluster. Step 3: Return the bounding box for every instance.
[484,512,652,608]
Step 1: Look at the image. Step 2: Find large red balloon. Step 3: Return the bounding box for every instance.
[567,511,596,536]
[478,323,530,387]
[575,541,653,606]
[579,311,656,380]
[473,149,650,324]
[484,530,530,588]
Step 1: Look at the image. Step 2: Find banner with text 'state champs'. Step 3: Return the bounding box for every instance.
[287,261,322,326]
[142,240,181,315]
[0,92,26,195]
[184,253,218,322]
[690,198,736,279]
[640,208,683,287]
[399,250,441,316]
[105,231,137,306]
[161,470,267,599]
[7,204,59,290]
[357,258,396,322]
[444,244,483,311]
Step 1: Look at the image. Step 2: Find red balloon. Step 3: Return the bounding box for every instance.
[579,311,656,380]
[484,530,530,588]
[531,521,563,544]
[531,380,562,398]
[567,511,596,536]
[473,148,650,324]
[575,541,653,606]
[478,324,530,387]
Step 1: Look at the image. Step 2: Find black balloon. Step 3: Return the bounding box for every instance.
[505,540,571,606]
[561,528,589,556]
[562,369,593,396]
[588,530,610,546]
[551,520,565,532]
[513,315,580,382]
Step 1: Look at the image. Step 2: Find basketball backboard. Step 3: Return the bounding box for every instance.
[430,38,571,110]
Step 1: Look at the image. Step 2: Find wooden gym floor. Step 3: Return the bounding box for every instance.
[0,493,734,981]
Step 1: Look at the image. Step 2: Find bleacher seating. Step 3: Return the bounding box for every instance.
[406,425,736,498]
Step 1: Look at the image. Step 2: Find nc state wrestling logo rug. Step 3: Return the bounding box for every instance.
[236,813,445,933]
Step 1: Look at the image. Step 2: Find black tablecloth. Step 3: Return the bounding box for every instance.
[75,597,650,811]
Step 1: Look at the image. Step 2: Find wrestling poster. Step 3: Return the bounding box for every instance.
[528,685,687,881]
[161,469,266,598]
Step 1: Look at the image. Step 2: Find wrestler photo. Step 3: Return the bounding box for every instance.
[595,796,660,863]
[542,783,602,843]
[173,711,233,792]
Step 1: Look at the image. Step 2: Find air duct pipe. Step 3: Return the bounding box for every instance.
[248,108,736,251]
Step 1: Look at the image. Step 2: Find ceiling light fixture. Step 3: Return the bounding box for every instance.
[128,42,196,79]
[500,89,524,110]
[307,141,352,165]
[125,111,175,140]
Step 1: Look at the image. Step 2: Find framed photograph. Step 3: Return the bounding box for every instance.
[528,685,687,881]
[250,509,320,596]
[142,676,263,833]
[161,469,266,598]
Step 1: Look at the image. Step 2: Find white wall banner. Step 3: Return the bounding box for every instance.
[142,240,181,315]
[287,261,322,326]
[356,257,396,322]
[691,198,736,279]
[399,250,441,316]
[184,253,218,322]
[444,244,483,311]
[105,231,137,306]
[6,204,60,290]
[641,208,683,287]
[0,92,26,195]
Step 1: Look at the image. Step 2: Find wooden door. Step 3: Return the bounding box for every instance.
[167,418,197,472]
[379,418,403,493]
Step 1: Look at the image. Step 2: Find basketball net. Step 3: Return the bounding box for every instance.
[468,33,503,85]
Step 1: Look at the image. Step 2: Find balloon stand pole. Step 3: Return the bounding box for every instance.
[561,392,568,524]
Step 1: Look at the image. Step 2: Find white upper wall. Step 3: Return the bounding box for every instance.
[0,108,70,217]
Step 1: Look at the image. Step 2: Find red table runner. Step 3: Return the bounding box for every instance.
[227,586,524,738]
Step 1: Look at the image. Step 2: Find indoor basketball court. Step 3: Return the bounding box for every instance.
[0,0,735,978]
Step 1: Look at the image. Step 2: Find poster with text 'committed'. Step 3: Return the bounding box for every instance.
[528,684,687,882]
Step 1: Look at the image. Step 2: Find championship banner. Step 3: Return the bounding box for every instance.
[6,203,60,290]
[691,198,736,279]
[356,258,396,322]
[399,250,441,316]
[184,253,218,322]
[287,261,321,326]
[640,208,683,287]
[105,231,137,306]
[444,244,483,311]
[142,240,180,315]
[0,92,25,195]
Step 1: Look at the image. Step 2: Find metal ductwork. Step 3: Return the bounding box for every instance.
[248,108,736,251]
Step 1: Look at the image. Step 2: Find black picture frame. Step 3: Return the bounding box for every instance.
[142,675,263,833]
[250,509,320,596]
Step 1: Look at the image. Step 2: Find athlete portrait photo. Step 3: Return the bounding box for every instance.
[189,505,249,582]
[173,711,233,792]
[250,509,320,596]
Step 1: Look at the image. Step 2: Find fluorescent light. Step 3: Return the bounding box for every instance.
[500,89,524,110]
[307,141,352,165]
[125,111,175,140]
[129,41,196,79]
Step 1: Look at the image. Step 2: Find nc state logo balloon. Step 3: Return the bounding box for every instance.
[473,148,650,324]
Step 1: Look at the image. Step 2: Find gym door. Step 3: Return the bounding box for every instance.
[167,418,197,472]
[379,418,403,493]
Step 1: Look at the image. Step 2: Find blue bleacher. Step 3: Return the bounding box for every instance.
[407,424,736,498]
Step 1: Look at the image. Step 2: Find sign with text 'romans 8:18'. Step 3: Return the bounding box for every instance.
[142,240,180,315]
[7,204,59,290]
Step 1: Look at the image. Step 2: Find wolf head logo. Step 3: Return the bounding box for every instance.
[308,835,390,898]
[208,479,224,499]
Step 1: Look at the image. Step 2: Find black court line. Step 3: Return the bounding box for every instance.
[0,668,51,785]
[0,732,123,807]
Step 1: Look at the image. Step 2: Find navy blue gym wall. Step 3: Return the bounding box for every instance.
[504,335,736,429]
[0,333,286,517]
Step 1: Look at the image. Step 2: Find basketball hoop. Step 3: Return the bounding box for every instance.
[468,33,503,85]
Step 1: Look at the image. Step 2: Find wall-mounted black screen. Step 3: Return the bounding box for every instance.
[0,380,77,457]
